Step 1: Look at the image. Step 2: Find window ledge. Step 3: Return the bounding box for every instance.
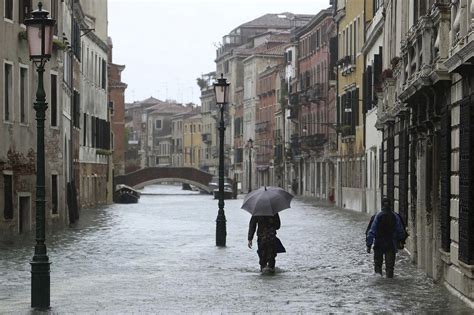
[458,260,474,279]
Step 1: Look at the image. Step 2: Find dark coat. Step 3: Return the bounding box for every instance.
[366,209,405,252]
[248,214,281,241]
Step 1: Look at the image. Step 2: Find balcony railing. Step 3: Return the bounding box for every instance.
[300,133,327,148]
[201,133,212,143]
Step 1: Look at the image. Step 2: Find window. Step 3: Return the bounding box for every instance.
[50,74,58,126]
[354,21,358,55]
[83,113,88,145]
[111,132,114,150]
[63,51,71,87]
[109,101,114,115]
[101,59,106,89]
[3,174,13,220]
[316,29,321,48]
[73,91,80,128]
[18,0,31,24]
[4,62,12,122]
[155,119,162,129]
[4,0,13,20]
[91,116,96,147]
[51,174,58,214]
[50,0,58,34]
[72,18,81,59]
[20,67,28,124]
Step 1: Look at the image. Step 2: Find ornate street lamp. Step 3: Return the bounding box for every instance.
[247,138,253,193]
[25,2,55,309]
[213,73,230,247]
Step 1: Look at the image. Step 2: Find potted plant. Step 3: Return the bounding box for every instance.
[52,39,67,51]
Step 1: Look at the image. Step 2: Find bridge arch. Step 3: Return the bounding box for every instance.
[114,167,214,193]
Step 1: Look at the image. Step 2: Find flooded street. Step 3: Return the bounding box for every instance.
[0,184,471,313]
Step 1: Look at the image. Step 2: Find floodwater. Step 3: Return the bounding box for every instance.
[0,184,471,313]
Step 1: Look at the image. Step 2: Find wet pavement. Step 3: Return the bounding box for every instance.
[0,184,472,313]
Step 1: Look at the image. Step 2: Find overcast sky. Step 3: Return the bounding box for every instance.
[108,0,329,105]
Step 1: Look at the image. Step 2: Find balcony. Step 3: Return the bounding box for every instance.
[201,133,212,143]
[300,133,327,149]
[338,55,356,76]
[445,1,474,75]
[399,6,451,102]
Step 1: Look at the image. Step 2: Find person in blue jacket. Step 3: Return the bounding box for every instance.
[366,197,405,278]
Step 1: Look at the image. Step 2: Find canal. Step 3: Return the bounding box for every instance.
[0,184,471,313]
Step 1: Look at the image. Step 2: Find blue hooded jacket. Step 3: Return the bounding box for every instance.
[366,209,405,252]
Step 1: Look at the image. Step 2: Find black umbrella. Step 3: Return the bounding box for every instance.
[241,186,293,216]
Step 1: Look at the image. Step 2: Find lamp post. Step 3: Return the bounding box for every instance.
[247,138,253,193]
[25,2,55,309]
[213,73,230,247]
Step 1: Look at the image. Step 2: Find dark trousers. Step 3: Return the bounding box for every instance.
[257,237,276,269]
[374,249,396,278]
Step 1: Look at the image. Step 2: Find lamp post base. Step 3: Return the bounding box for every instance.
[31,259,50,309]
[216,210,227,247]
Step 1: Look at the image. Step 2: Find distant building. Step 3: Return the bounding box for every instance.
[290,9,337,200]
[333,0,374,211]
[183,114,203,169]
[198,72,218,174]
[145,102,191,167]
[108,37,127,176]
[125,97,162,169]
[216,12,313,192]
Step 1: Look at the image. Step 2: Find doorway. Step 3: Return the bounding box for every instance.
[18,195,31,234]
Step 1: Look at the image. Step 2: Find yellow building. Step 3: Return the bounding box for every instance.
[334,0,373,211]
[183,114,203,169]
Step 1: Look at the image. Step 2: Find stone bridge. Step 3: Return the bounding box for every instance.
[114,167,215,193]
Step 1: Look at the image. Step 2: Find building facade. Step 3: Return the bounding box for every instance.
[362,1,384,216]
[108,37,127,177]
[198,72,218,174]
[183,114,203,168]
[290,9,337,202]
[333,0,374,211]
[0,0,73,236]
[78,0,111,207]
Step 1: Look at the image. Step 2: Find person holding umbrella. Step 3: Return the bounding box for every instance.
[242,186,293,273]
[248,213,281,273]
